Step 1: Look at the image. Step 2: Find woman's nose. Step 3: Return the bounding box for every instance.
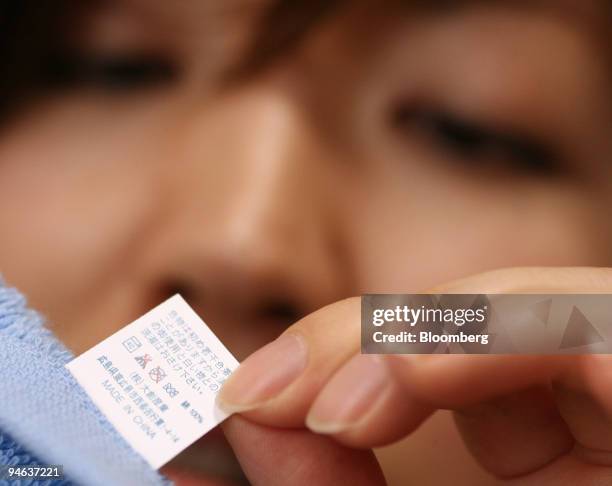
[148,82,353,356]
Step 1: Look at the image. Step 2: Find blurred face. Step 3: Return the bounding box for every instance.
[0,0,610,483]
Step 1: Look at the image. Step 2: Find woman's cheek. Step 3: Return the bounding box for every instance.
[0,107,166,317]
[345,171,610,292]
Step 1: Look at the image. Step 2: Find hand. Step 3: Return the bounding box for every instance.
[219,267,612,485]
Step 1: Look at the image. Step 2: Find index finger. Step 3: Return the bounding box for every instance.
[218,267,612,429]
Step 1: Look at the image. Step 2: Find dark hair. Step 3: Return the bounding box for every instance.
[0,0,347,120]
[0,0,85,117]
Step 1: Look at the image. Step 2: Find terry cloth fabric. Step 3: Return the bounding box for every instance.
[0,278,172,486]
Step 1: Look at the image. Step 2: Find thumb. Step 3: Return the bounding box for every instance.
[222,415,386,486]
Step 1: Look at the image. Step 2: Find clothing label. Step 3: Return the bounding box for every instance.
[66,295,239,469]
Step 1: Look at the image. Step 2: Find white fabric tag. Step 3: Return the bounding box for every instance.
[66,295,238,469]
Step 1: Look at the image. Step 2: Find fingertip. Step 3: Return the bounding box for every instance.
[305,355,432,448]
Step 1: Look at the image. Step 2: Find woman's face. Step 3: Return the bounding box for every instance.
[0,0,610,483]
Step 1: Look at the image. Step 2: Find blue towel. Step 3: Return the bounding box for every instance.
[0,278,172,486]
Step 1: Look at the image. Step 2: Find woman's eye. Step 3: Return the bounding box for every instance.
[49,53,179,92]
[390,103,559,176]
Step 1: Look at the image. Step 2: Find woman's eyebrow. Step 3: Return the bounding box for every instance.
[404,0,601,19]
[401,0,607,43]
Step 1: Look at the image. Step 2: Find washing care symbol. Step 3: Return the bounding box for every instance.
[149,366,167,384]
[135,354,152,369]
[122,336,142,353]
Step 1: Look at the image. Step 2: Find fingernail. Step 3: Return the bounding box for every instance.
[217,333,307,413]
[306,354,389,434]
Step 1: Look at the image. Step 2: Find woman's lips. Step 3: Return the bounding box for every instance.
[160,425,248,486]
[161,465,235,486]
[192,426,226,447]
